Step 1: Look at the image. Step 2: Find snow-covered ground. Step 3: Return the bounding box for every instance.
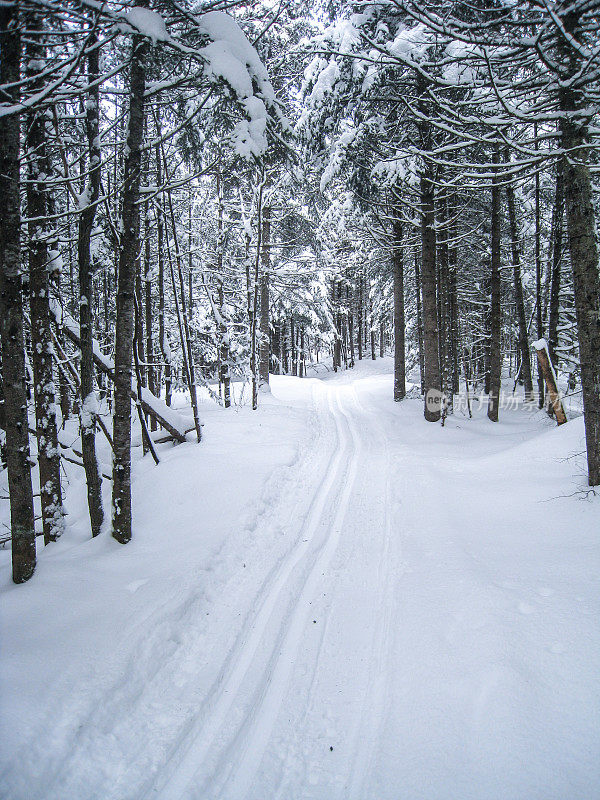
[1,359,599,799]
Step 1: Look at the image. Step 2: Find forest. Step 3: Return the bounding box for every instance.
[0,0,599,797]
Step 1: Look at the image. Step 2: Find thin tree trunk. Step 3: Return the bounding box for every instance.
[78,32,104,536]
[506,175,534,402]
[291,317,297,376]
[112,21,149,544]
[560,106,600,485]
[332,281,341,371]
[421,173,441,421]
[448,226,460,395]
[548,159,565,369]
[488,147,502,422]
[348,283,355,368]
[215,173,231,408]
[156,142,171,407]
[251,179,265,410]
[357,274,363,361]
[0,6,36,582]
[534,124,545,408]
[393,216,406,400]
[259,205,271,388]
[300,327,306,377]
[438,194,453,417]
[26,14,64,543]
[369,287,376,360]
[160,154,202,440]
[144,198,156,429]
[415,251,425,394]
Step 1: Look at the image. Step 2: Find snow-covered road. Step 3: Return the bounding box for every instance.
[1,362,599,799]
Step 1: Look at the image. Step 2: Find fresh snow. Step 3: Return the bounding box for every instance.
[121,8,171,44]
[195,11,277,158]
[1,360,599,799]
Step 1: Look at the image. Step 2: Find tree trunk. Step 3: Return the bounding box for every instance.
[438,194,453,417]
[534,125,545,408]
[448,225,460,395]
[487,147,502,422]
[259,205,271,388]
[156,142,171,407]
[369,287,376,360]
[506,176,534,402]
[548,159,565,369]
[78,34,104,537]
[144,199,156,428]
[421,173,441,421]
[393,216,406,400]
[300,327,306,377]
[414,252,425,394]
[112,23,149,544]
[560,113,600,485]
[26,14,65,543]
[0,6,36,582]
[357,274,363,360]
[348,283,356,368]
[332,281,341,371]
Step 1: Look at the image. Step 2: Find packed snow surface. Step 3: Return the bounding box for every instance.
[1,360,599,799]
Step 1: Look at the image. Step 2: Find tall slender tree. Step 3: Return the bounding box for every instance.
[0,5,36,582]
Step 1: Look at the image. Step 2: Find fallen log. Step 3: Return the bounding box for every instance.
[50,300,192,443]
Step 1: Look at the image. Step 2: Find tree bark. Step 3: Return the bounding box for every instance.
[548,159,564,369]
[0,6,36,582]
[438,194,453,417]
[534,342,567,426]
[156,142,171,407]
[534,125,545,408]
[393,216,405,400]
[26,13,65,543]
[557,6,600,485]
[357,274,363,361]
[259,205,271,388]
[112,23,149,544]
[78,32,104,537]
[506,176,534,402]
[421,173,441,421]
[487,147,502,422]
[560,116,600,485]
[414,252,425,394]
[215,174,231,408]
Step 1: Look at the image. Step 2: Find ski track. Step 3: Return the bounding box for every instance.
[341,387,402,800]
[268,385,402,800]
[215,387,362,800]
[147,383,359,799]
[153,382,400,800]
[4,369,598,800]
[11,383,332,800]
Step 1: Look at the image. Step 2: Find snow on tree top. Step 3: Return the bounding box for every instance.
[197,11,274,104]
[120,8,171,44]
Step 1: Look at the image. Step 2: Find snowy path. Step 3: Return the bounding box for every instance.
[151,384,364,799]
[1,362,599,800]
[145,373,599,800]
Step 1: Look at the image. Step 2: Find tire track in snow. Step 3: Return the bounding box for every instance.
[147,385,358,800]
